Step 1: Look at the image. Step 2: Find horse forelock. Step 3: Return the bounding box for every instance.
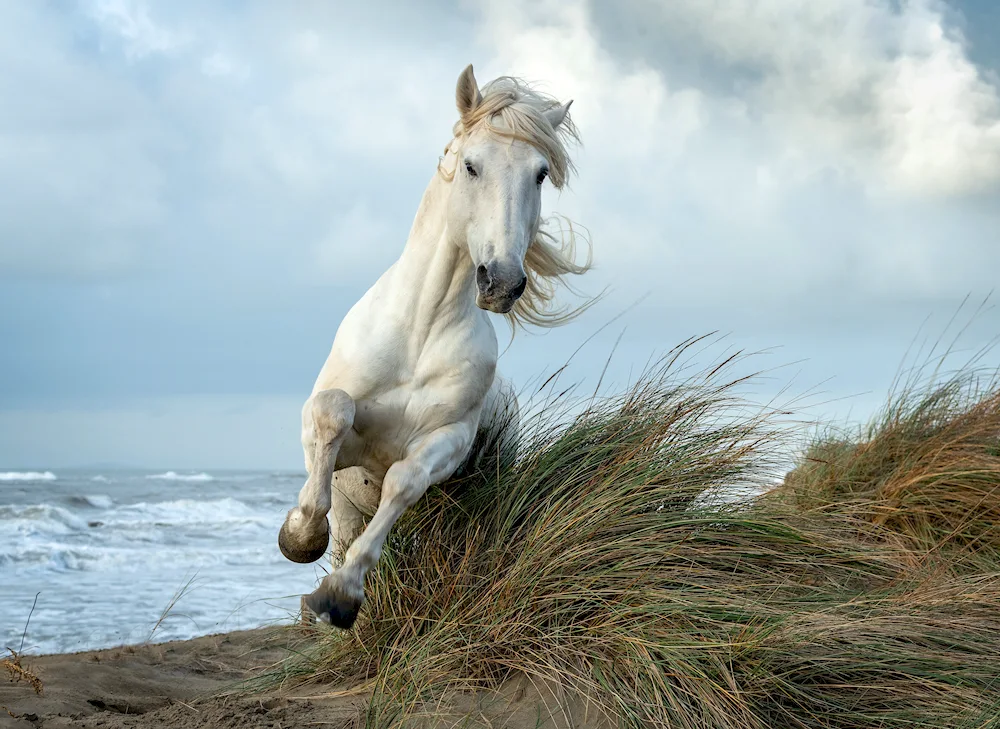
[451,76,579,190]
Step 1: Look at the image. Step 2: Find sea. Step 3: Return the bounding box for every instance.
[0,469,330,655]
[0,468,769,657]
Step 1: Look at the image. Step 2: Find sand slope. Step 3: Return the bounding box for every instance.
[1,628,607,729]
[0,628,365,728]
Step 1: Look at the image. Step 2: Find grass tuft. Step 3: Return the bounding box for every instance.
[773,334,1000,570]
[1,649,43,696]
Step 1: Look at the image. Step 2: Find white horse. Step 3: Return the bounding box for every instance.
[278,65,592,628]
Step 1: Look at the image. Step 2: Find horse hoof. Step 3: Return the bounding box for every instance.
[302,583,363,630]
[278,514,329,564]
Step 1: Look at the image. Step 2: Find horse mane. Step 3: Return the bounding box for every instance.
[438,76,598,331]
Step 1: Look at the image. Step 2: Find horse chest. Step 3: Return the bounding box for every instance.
[339,350,495,473]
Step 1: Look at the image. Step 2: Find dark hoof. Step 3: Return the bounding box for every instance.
[302,583,363,630]
[278,516,329,564]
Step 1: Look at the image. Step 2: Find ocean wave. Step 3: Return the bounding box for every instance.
[0,544,131,571]
[1,496,273,543]
[0,475,305,653]
[0,471,57,482]
[146,471,214,482]
[102,497,271,530]
[91,475,110,483]
[0,541,284,572]
[66,494,114,509]
[1,503,88,535]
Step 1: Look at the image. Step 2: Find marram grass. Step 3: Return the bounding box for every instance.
[772,345,1000,570]
[258,338,1000,728]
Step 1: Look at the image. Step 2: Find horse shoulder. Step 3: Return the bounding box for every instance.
[309,279,402,396]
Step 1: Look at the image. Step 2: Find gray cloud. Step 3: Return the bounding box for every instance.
[583,0,1000,197]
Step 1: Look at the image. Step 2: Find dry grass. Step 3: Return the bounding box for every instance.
[772,334,1000,570]
[2,592,43,696]
[1,649,43,696]
[146,573,203,645]
[248,335,1000,728]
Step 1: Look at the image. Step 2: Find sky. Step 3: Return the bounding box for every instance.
[1,0,999,470]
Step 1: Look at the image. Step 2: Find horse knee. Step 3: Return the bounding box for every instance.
[282,390,356,565]
[311,389,355,439]
[381,461,429,511]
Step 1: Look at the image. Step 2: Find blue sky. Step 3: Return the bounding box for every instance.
[2,0,999,469]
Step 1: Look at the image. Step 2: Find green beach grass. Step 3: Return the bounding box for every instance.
[249,333,1000,728]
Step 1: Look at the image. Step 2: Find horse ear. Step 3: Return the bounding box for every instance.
[456,64,483,119]
[544,100,573,129]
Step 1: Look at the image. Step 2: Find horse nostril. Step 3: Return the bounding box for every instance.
[476,264,492,293]
[511,275,527,299]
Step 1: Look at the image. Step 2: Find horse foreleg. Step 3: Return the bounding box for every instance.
[302,422,474,629]
[278,389,356,564]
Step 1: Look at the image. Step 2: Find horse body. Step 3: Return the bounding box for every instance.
[309,174,499,478]
[278,65,589,628]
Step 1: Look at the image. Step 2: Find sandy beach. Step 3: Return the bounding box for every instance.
[0,627,371,729]
[1,626,603,729]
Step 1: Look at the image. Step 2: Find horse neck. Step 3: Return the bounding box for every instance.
[390,169,482,335]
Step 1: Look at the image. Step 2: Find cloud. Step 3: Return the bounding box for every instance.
[200,51,249,80]
[471,0,1000,314]
[584,0,1000,198]
[0,3,170,280]
[0,2,472,281]
[6,0,996,289]
[481,0,1000,196]
[88,0,190,60]
[1,0,999,468]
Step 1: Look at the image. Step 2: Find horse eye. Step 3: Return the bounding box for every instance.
[536,168,549,185]
[465,162,478,178]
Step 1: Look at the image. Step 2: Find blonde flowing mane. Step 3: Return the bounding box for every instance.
[438,76,598,331]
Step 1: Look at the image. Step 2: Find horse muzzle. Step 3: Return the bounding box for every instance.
[476,263,527,313]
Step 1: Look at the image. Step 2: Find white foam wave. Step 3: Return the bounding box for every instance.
[0,544,133,572]
[0,471,57,482]
[146,471,214,482]
[81,494,114,509]
[104,497,267,529]
[0,496,279,574]
[1,503,88,535]
[2,494,274,543]
[66,494,113,509]
[0,470,308,654]
[0,541,283,573]
[91,475,110,483]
